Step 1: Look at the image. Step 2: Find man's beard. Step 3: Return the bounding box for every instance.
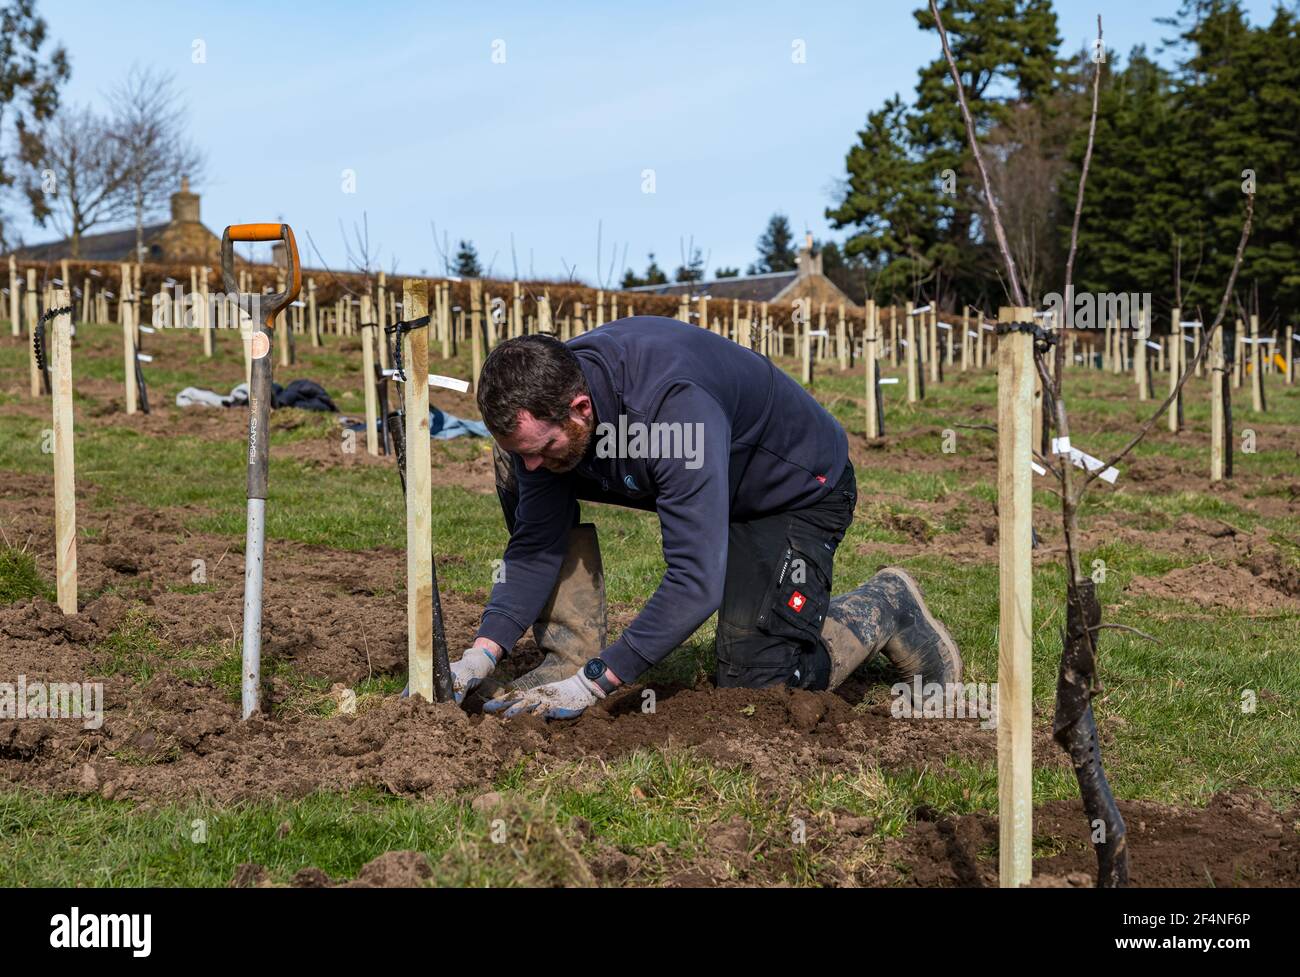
[543,416,592,473]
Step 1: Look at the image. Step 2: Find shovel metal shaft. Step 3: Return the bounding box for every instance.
[242,319,273,718]
[242,497,266,719]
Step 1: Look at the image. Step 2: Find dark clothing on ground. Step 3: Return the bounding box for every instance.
[273,379,338,412]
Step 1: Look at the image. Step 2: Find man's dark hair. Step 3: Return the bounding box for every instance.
[476,334,589,437]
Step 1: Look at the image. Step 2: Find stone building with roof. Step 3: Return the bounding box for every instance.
[625,233,858,309]
[14,178,220,265]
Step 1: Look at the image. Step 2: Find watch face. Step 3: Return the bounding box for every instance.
[584,659,605,681]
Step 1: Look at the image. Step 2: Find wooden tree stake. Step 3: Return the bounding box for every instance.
[928,306,940,384]
[905,302,918,404]
[961,306,970,372]
[470,279,483,394]
[800,299,813,386]
[403,279,434,702]
[539,291,552,332]
[997,305,1034,889]
[1168,310,1181,433]
[1135,310,1149,401]
[308,278,319,347]
[889,305,898,367]
[361,294,379,456]
[837,303,848,370]
[817,302,826,361]
[51,292,77,615]
[1250,313,1264,412]
[865,299,881,438]
[26,269,40,396]
[377,274,390,370]
[1211,321,1226,482]
[277,278,290,367]
[122,275,138,415]
[440,282,451,359]
[1233,322,1243,389]
[8,255,17,337]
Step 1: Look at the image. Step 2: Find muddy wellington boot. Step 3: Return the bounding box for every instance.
[821,567,962,698]
[506,523,608,692]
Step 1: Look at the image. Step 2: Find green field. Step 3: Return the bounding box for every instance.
[1,319,1296,886]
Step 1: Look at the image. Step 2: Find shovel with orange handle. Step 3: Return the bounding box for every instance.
[221,223,301,719]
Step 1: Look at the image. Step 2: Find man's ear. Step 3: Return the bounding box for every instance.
[570,393,593,424]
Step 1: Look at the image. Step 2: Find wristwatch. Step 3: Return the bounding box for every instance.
[583,658,619,694]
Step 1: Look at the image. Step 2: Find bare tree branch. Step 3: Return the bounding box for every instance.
[429,221,452,276]
[1058,17,1104,380]
[303,229,361,299]
[339,211,381,284]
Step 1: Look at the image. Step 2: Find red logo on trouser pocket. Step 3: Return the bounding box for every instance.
[787,591,806,612]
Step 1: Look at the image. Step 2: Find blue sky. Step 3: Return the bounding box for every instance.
[22,0,1287,280]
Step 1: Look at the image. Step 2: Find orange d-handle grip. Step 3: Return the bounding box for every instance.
[220,222,302,328]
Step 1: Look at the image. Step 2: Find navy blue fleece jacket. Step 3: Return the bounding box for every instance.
[476,315,848,682]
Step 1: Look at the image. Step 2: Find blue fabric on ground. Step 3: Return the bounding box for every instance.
[341,407,488,439]
[431,407,489,440]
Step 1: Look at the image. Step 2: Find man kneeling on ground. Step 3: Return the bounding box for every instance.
[411,316,961,719]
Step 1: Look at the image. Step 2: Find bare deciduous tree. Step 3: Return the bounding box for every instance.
[20,104,131,257]
[108,64,207,261]
[974,103,1069,303]
[340,211,382,282]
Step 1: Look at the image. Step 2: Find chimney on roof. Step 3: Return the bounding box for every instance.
[171,176,200,224]
[797,231,819,278]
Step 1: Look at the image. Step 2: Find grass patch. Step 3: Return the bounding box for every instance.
[0,544,54,603]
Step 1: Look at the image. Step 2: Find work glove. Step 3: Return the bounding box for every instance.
[401,645,499,704]
[482,671,604,720]
[450,645,499,704]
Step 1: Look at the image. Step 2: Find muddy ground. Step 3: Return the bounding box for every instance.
[2,454,1296,887]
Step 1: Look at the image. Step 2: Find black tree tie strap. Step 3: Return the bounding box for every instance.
[995,321,1057,355]
[385,314,431,382]
[34,305,73,392]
